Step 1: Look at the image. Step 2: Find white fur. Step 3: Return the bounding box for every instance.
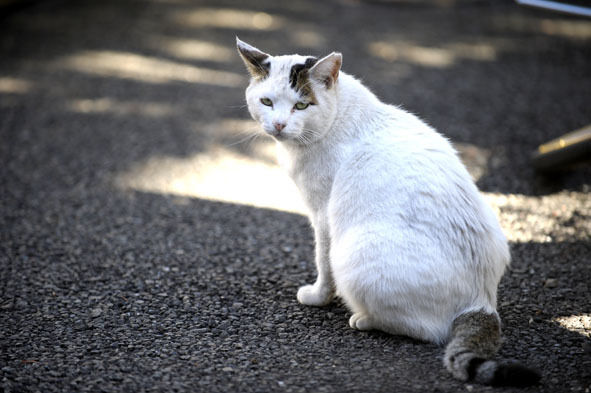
[240,43,510,344]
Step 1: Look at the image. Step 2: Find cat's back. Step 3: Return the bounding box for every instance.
[331,104,472,218]
[330,103,508,271]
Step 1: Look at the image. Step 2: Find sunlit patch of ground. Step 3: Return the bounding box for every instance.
[0,77,33,93]
[66,97,178,117]
[169,8,282,30]
[58,50,244,87]
[146,37,235,62]
[553,314,591,337]
[369,40,497,68]
[115,143,306,214]
[485,192,591,243]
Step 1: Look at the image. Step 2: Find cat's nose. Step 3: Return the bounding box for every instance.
[273,122,286,132]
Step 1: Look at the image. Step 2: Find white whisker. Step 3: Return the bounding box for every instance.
[224,132,260,148]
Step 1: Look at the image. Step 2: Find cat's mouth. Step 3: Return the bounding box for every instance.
[272,132,288,141]
[265,128,289,141]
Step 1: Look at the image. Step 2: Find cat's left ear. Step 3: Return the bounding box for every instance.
[236,37,271,80]
[309,52,342,89]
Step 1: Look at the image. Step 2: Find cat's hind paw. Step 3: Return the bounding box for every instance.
[349,313,375,331]
[297,284,333,307]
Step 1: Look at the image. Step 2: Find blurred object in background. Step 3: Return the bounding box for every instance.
[531,125,591,171]
[516,0,591,171]
[516,0,591,17]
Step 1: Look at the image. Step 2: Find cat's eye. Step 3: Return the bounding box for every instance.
[294,102,309,110]
[260,98,273,106]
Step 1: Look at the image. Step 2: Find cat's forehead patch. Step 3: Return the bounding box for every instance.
[289,57,317,90]
[269,55,318,102]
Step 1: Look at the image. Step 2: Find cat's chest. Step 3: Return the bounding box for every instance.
[277,143,336,213]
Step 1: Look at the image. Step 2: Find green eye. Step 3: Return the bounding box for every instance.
[294,102,309,110]
[260,98,273,106]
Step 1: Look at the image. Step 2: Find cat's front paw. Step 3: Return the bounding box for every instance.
[297,284,334,307]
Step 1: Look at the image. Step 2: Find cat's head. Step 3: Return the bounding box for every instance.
[237,38,342,144]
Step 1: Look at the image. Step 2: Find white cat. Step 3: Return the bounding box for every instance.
[237,38,540,387]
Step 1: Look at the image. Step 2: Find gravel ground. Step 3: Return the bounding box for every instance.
[1,0,590,392]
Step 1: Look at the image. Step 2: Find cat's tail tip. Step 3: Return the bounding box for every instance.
[444,311,541,387]
[488,361,541,387]
[446,352,541,387]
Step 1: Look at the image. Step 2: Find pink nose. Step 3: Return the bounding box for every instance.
[273,122,286,132]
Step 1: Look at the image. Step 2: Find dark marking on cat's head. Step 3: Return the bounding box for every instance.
[289,57,317,89]
[236,38,271,80]
[244,53,270,79]
[289,57,318,102]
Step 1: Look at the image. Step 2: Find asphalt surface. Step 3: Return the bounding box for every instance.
[1,0,590,392]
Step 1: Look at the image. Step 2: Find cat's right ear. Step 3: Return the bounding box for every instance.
[236,37,271,80]
[309,52,342,89]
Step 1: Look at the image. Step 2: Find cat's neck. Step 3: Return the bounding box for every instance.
[336,73,383,114]
[332,72,385,138]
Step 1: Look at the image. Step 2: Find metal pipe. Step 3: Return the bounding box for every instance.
[516,0,591,17]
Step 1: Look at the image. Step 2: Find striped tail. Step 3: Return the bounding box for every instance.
[444,311,541,387]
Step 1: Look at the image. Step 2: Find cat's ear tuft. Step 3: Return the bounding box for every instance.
[236,37,271,80]
[309,52,342,89]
